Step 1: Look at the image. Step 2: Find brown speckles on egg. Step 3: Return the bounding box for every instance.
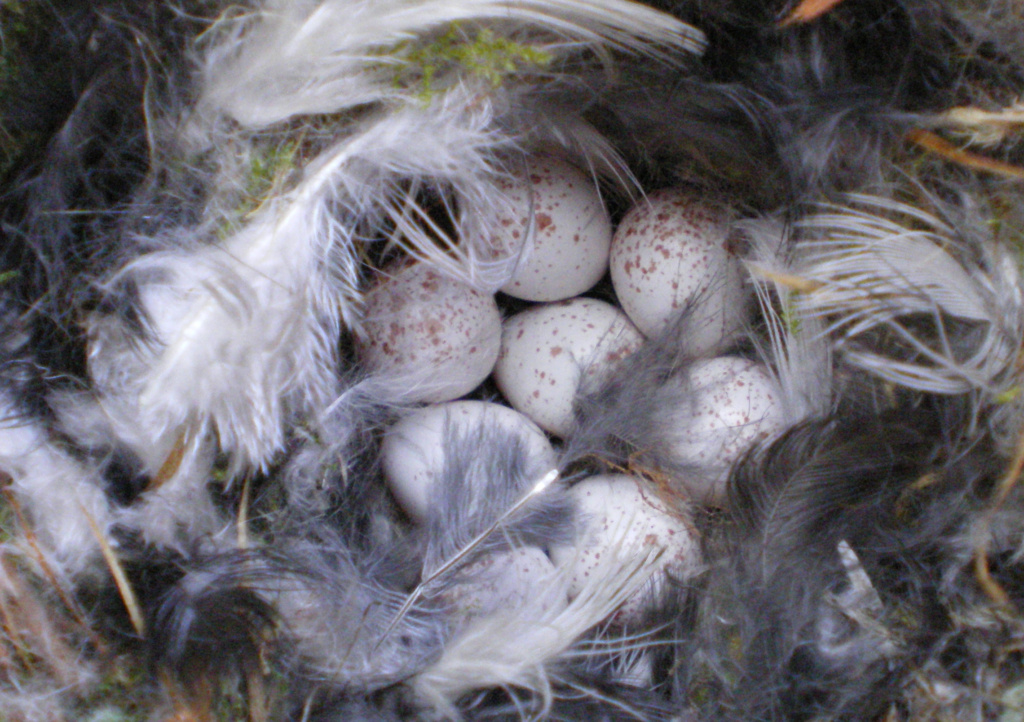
[609,189,747,356]
[667,356,787,506]
[495,157,612,302]
[356,262,501,403]
[493,298,643,437]
[549,474,701,625]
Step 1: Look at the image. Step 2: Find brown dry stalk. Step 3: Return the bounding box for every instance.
[747,265,824,294]
[0,560,35,675]
[80,502,145,637]
[907,128,1024,180]
[779,0,848,26]
[246,664,269,722]
[0,486,91,633]
[237,473,253,551]
[149,428,190,492]
[973,421,1024,607]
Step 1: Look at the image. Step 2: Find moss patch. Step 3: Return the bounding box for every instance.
[395,24,553,100]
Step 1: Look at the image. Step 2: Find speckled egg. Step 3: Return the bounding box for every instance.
[549,474,701,625]
[493,297,644,437]
[667,356,787,506]
[357,262,501,403]
[381,400,557,523]
[610,189,746,355]
[495,157,612,302]
[441,546,568,620]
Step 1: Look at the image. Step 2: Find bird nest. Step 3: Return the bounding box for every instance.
[3,1,1024,720]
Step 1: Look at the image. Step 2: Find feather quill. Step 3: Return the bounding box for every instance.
[381,420,566,644]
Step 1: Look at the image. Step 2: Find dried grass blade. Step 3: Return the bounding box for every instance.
[80,502,145,637]
[907,129,1024,180]
[779,0,848,26]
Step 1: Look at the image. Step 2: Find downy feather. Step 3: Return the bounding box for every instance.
[0,394,112,576]
[421,418,571,576]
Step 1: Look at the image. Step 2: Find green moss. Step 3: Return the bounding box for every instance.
[996,386,1022,404]
[70,657,152,722]
[213,138,300,240]
[780,299,803,338]
[395,24,553,100]
[244,139,299,206]
[0,494,15,543]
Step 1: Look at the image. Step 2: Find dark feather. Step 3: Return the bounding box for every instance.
[675,400,1024,719]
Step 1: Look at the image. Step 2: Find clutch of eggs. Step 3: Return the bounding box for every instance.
[362,156,784,622]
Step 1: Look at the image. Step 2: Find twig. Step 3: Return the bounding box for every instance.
[0,485,91,633]
[149,427,190,492]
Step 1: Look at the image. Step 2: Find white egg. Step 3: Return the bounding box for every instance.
[549,474,701,625]
[441,546,568,620]
[667,356,787,506]
[493,297,644,437]
[495,156,612,302]
[609,189,746,355]
[381,400,556,523]
[357,262,501,403]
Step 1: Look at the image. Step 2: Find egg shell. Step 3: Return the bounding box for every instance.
[381,400,556,523]
[440,546,568,620]
[493,297,644,437]
[357,263,501,403]
[609,189,746,355]
[496,157,612,302]
[549,474,701,625]
[668,356,787,506]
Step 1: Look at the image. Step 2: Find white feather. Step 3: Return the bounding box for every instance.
[91,197,345,474]
[83,0,690,549]
[409,531,668,717]
[90,90,525,480]
[200,0,705,127]
[741,215,834,421]
[0,395,111,576]
[790,195,1023,397]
